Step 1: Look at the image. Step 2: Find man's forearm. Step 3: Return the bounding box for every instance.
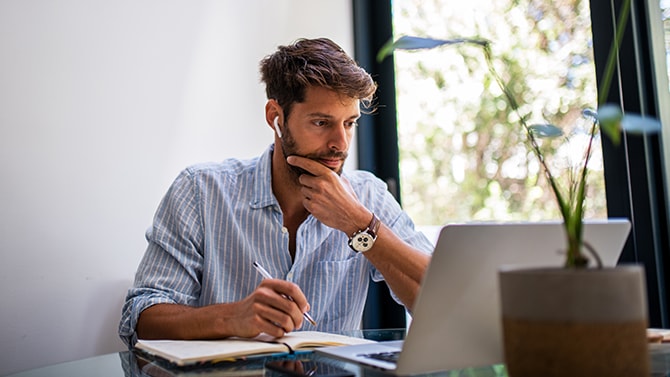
[136,303,237,340]
[362,224,431,311]
[135,279,309,341]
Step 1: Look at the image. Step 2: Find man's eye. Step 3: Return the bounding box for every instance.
[347,121,359,128]
[314,120,328,127]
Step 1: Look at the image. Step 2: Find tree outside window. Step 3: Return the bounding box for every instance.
[392,0,607,227]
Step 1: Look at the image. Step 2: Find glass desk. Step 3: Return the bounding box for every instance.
[8,330,670,377]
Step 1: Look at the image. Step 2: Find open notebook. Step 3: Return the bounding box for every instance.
[317,219,632,375]
[135,331,375,366]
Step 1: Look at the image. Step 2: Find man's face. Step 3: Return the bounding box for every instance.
[278,86,360,180]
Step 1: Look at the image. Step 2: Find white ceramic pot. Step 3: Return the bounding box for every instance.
[499,265,649,377]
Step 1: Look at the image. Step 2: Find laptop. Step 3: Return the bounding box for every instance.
[316,219,632,375]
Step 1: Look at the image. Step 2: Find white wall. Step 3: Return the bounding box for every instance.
[0,1,355,374]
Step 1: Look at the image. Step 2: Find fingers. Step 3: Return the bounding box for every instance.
[252,301,301,336]
[246,280,309,336]
[286,156,343,198]
[286,155,331,177]
[262,279,310,313]
[285,156,366,233]
[287,158,337,198]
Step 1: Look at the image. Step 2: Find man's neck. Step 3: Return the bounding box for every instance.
[271,146,309,258]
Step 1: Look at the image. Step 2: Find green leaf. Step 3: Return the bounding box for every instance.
[597,104,623,145]
[391,36,453,50]
[621,114,663,134]
[595,104,661,145]
[377,36,445,62]
[529,124,563,138]
[376,36,489,63]
[582,108,598,119]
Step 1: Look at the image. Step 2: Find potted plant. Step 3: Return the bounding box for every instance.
[377,0,661,375]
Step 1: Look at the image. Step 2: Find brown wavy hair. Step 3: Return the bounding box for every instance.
[259,38,377,117]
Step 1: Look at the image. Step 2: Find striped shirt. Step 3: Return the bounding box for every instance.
[118,145,433,346]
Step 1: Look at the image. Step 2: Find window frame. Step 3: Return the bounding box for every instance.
[353,0,407,329]
[353,0,670,327]
[590,0,670,327]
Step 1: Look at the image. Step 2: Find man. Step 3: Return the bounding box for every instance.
[119,38,433,347]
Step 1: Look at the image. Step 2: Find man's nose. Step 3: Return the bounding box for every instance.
[328,123,350,151]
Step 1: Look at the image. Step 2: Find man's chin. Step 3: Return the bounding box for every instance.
[285,154,344,176]
[288,163,342,178]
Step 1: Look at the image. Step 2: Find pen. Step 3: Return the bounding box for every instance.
[252,261,317,326]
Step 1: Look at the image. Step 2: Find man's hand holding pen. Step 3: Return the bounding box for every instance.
[235,278,312,339]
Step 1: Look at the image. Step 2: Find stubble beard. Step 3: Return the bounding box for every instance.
[279,121,347,184]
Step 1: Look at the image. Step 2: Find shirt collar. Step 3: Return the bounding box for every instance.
[250,144,278,209]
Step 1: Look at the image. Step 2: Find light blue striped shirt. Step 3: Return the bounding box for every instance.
[119,145,433,346]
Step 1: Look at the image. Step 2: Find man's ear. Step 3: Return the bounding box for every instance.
[265,100,283,135]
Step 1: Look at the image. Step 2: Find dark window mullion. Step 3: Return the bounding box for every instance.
[353,0,406,330]
[590,0,669,327]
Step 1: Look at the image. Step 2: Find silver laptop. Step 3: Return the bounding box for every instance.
[316,219,632,375]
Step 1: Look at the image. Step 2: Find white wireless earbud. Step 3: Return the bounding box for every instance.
[273,116,282,138]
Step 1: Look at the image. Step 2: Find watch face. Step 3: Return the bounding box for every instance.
[351,231,375,252]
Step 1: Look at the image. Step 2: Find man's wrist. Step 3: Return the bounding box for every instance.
[348,213,381,253]
[346,210,374,236]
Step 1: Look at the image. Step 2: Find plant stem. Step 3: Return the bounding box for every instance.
[482,44,589,266]
[483,47,570,218]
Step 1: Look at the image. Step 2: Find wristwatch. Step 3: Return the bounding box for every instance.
[348,213,381,253]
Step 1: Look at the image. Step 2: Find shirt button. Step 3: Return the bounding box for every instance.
[281,227,288,234]
[287,272,294,280]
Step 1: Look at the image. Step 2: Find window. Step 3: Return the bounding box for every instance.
[354,0,670,328]
[391,0,606,231]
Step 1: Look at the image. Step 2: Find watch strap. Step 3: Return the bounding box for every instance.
[367,213,381,238]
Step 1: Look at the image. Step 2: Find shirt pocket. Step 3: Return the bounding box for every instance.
[309,257,370,329]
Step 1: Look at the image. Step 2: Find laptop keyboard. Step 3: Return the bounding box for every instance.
[358,351,400,364]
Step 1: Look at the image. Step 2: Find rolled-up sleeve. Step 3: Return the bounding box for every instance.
[118,170,204,347]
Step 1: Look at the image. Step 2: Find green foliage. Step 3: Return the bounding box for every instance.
[382,0,661,268]
[389,0,603,227]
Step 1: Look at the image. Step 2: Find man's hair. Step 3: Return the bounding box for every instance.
[259,38,377,117]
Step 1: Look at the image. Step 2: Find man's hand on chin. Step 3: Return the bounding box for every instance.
[286,155,369,234]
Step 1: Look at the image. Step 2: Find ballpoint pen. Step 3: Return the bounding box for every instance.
[252,261,318,326]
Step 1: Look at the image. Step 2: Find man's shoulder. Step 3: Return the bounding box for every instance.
[183,156,260,180]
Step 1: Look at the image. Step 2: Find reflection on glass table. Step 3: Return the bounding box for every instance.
[8,329,670,377]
